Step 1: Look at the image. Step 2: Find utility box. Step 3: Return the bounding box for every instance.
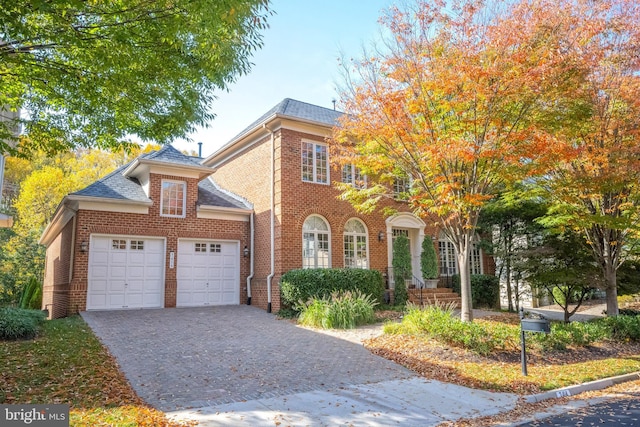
[521,318,550,333]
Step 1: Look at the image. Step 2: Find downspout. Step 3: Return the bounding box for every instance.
[263,123,275,313]
[246,212,254,305]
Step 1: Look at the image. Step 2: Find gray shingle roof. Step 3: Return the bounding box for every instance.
[71,162,149,202]
[229,98,343,144]
[198,178,251,210]
[141,144,205,167]
[72,145,249,209]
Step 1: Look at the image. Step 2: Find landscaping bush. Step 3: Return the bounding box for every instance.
[19,277,42,310]
[531,321,609,351]
[392,234,411,306]
[452,274,500,309]
[297,290,378,329]
[603,315,640,341]
[385,304,518,355]
[0,307,46,340]
[280,268,385,309]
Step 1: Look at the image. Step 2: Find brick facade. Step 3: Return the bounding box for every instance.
[210,125,485,313]
[42,172,250,318]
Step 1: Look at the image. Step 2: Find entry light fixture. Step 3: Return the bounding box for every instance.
[80,241,88,253]
[243,245,250,258]
[378,231,385,242]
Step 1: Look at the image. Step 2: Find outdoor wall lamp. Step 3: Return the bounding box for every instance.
[378,231,385,242]
[80,241,88,253]
[243,245,250,258]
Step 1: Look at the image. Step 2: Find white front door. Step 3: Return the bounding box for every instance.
[176,240,240,306]
[87,235,165,310]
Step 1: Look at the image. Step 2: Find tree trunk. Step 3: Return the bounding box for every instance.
[457,242,473,322]
[505,235,513,312]
[605,266,619,316]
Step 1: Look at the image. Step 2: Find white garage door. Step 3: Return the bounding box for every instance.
[87,236,165,310]
[177,240,240,306]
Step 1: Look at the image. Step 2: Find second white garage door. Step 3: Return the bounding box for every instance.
[176,240,240,306]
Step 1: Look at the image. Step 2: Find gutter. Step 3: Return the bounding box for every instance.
[263,123,276,313]
[246,212,254,305]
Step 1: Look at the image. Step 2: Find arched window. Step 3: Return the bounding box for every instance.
[344,218,368,269]
[302,215,330,268]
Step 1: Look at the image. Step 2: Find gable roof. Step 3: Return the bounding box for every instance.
[123,144,212,180]
[40,145,251,246]
[206,98,343,164]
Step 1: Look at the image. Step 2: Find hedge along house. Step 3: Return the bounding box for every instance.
[202,98,494,312]
[39,145,252,319]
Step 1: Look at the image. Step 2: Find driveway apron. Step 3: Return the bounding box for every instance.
[81,306,415,411]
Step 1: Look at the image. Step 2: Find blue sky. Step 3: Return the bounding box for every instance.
[173,0,396,156]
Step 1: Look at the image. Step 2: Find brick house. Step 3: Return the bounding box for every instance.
[200,98,493,312]
[40,98,492,318]
[40,146,252,318]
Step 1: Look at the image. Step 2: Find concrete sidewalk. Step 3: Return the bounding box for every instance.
[167,377,519,426]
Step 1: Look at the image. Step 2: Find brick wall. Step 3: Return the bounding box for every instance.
[42,218,74,318]
[47,172,250,317]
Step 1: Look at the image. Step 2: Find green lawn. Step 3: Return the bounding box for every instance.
[0,316,191,427]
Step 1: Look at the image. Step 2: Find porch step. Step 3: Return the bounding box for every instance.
[407,288,461,308]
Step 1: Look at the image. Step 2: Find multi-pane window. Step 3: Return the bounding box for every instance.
[341,164,366,188]
[301,141,328,184]
[302,215,330,268]
[393,176,410,198]
[112,239,126,250]
[438,239,483,276]
[209,243,221,253]
[161,180,186,217]
[130,240,144,250]
[344,219,368,269]
[195,243,207,252]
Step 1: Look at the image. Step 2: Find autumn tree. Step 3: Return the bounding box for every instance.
[0,147,149,303]
[537,0,640,316]
[333,0,581,321]
[0,0,271,155]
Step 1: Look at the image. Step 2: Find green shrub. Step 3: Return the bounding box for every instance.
[0,307,46,340]
[452,274,500,309]
[280,268,385,310]
[603,315,640,341]
[531,321,609,351]
[421,236,439,280]
[297,290,378,329]
[385,304,517,355]
[19,277,42,310]
[392,234,411,306]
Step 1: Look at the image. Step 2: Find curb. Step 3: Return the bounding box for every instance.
[523,371,640,404]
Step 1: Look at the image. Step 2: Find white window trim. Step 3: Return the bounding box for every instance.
[343,218,369,269]
[302,214,331,269]
[160,179,187,218]
[301,140,330,185]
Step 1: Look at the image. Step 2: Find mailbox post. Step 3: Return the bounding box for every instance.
[519,306,550,376]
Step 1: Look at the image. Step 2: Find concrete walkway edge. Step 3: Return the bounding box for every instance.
[523,371,640,404]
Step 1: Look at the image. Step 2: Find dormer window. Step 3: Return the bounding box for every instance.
[161,180,186,218]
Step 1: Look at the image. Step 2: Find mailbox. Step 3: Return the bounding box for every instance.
[521,318,550,333]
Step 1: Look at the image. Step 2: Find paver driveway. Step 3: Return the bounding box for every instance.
[81,306,415,411]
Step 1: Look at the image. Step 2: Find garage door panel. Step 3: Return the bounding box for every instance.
[110,266,127,278]
[177,240,239,307]
[87,236,164,310]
